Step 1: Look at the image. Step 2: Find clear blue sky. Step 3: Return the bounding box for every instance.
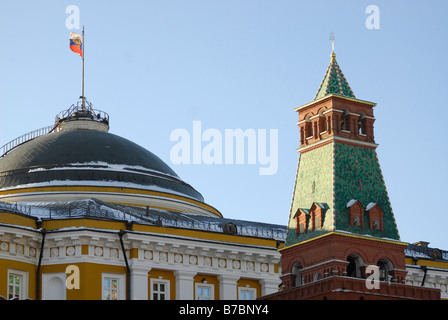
[0,1,447,249]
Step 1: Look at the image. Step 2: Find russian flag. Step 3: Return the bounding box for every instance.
[69,32,83,57]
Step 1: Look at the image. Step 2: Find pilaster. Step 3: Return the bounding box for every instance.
[130,263,151,300]
[218,275,240,300]
[174,270,197,300]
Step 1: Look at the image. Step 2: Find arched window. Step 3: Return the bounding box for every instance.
[341,110,350,131]
[377,259,393,282]
[305,116,313,138]
[358,114,367,135]
[346,256,356,277]
[346,254,364,278]
[340,114,345,131]
[318,111,327,133]
[292,262,303,286]
[353,216,360,227]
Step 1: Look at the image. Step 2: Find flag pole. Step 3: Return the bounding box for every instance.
[81,25,85,110]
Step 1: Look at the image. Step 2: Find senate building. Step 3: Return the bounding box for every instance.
[0,47,447,300]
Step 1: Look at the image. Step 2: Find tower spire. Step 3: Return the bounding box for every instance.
[329,31,335,53]
[314,40,355,101]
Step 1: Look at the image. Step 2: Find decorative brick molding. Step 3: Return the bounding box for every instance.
[260,275,440,300]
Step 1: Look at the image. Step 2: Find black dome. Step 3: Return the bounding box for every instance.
[0,129,204,201]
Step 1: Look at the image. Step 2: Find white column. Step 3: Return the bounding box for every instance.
[259,278,281,297]
[130,265,150,300]
[218,275,239,300]
[174,270,197,300]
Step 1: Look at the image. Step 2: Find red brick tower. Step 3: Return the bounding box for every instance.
[260,51,440,300]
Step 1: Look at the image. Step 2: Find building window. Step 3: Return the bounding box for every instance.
[102,273,126,300]
[306,121,313,138]
[377,261,387,281]
[151,279,170,300]
[347,199,364,229]
[309,203,327,231]
[238,287,257,300]
[353,216,360,227]
[366,203,384,232]
[292,262,303,286]
[8,274,22,300]
[341,110,350,131]
[294,209,309,235]
[104,278,118,300]
[299,213,308,234]
[195,283,214,300]
[358,114,367,135]
[311,210,322,230]
[346,254,364,278]
[377,259,393,282]
[7,269,28,300]
[318,112,327,134]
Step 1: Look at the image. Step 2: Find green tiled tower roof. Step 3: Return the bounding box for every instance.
[285,142,400,247]
[285,50,401,248]
[314,52,355,100]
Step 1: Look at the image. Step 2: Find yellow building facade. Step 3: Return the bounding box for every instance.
[404,242,448,299]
